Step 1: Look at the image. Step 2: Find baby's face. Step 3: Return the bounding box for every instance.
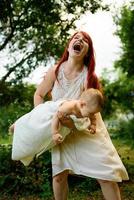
[80,103,98,117]
[80,104,94,117]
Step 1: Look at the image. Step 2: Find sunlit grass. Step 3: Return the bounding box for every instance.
[0,135,12,144]
[112,138,134,165]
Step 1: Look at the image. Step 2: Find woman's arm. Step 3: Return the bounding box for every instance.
[57,101,77,130]
[59,115,76,129]
[34,66,56,107]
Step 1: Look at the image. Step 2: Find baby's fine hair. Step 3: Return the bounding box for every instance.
[80,88,104,110]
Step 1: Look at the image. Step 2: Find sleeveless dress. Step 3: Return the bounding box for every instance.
[51,65,129,182]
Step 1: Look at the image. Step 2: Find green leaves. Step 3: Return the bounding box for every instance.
[0,0,108,83]
[114,3,134,77]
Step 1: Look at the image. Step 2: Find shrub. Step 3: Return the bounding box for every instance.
[109,117,134,146]
[0,144,52,199]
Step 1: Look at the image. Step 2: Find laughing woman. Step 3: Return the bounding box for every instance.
[34,31,129,200]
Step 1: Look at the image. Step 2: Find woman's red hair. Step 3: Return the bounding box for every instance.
[55,31,101,90]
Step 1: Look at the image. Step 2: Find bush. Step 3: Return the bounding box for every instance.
[0,102,33,137]
[0,83,35,107]
[0,83,51,138]
[0,145,101,199]
[0,83,35,138]
[68,175,99,194]
[0,144,53,199]
[109,117,134,146]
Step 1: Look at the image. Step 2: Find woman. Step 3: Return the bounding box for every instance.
[34,31,129,200]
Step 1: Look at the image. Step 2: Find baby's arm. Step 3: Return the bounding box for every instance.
[89,114,97,134]
[57,101,76,129]
[51,112,63,145]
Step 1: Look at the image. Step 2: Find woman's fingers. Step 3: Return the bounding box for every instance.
[53,134,63,145]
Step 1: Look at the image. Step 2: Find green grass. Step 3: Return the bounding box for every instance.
[112,138,134,165]
[0,137,133,200]
[0,135,12,144]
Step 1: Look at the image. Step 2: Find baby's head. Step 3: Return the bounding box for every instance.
[79,88,103,117]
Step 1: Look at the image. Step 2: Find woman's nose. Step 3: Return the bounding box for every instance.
[78,37,83,42]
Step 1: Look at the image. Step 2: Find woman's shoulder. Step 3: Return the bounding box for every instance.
[38,65,57,88]
[52,62,65,74]
[45,65,57,80]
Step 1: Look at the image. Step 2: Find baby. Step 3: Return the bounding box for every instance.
[52,88,103,144]
[11,88,103,166]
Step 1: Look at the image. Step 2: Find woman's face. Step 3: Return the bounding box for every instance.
[68,33,89,60]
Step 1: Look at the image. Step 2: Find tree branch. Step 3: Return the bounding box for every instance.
[0,28,15,51]
[1,53,34,83]
[0,4,29,51]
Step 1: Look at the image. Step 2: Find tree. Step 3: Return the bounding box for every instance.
[114,2,134,112]
[0,0,108,84]
[101,71,134,118]
[102,2,134,118]
[114,1,134,77]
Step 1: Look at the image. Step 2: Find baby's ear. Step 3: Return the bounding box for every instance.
[80,100,86,107]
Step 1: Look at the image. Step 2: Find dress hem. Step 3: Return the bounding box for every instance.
[52,167,129,182]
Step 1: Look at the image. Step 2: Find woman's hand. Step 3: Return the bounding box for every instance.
[59,115,76,129]
[52,133,63,145]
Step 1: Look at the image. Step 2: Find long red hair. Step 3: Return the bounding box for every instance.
[55,31,101,90]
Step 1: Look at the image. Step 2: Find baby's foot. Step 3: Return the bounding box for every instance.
[9,124,15,135]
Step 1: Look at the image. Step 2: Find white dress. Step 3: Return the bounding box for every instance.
[51,65,129,182]
[12,100,70,166]
[12,99,90,166]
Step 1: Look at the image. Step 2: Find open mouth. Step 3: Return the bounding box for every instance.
[73,43,82,52]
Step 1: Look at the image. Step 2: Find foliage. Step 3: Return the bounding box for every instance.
[0,139,134,199]
[0,144,99,199]
[0,0,108,84]
[101,3,134,119]
[101,72,134,119]
[0,82,35,106]
[114,1,134,77]
[109,118,134,147]
[0,102,31,137]
[68,175,99,193]
[0,144,52,199]
[0,83,35,137]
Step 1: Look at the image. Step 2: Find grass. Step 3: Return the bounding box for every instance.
[0,137,134,200]
[112,138,134,165]
[0,135,12,144]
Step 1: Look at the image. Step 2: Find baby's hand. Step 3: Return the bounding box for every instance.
[57,111,68,119]
[52,133,63,145]
[89,125,96,134]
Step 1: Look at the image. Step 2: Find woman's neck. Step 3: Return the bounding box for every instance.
[65,57,84,72]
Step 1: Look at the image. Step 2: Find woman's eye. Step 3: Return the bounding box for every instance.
[74,36,79,39]
[74,36,88,43]
[84,38,88,43]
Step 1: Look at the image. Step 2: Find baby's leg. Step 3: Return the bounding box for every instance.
[9,123,15,134]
